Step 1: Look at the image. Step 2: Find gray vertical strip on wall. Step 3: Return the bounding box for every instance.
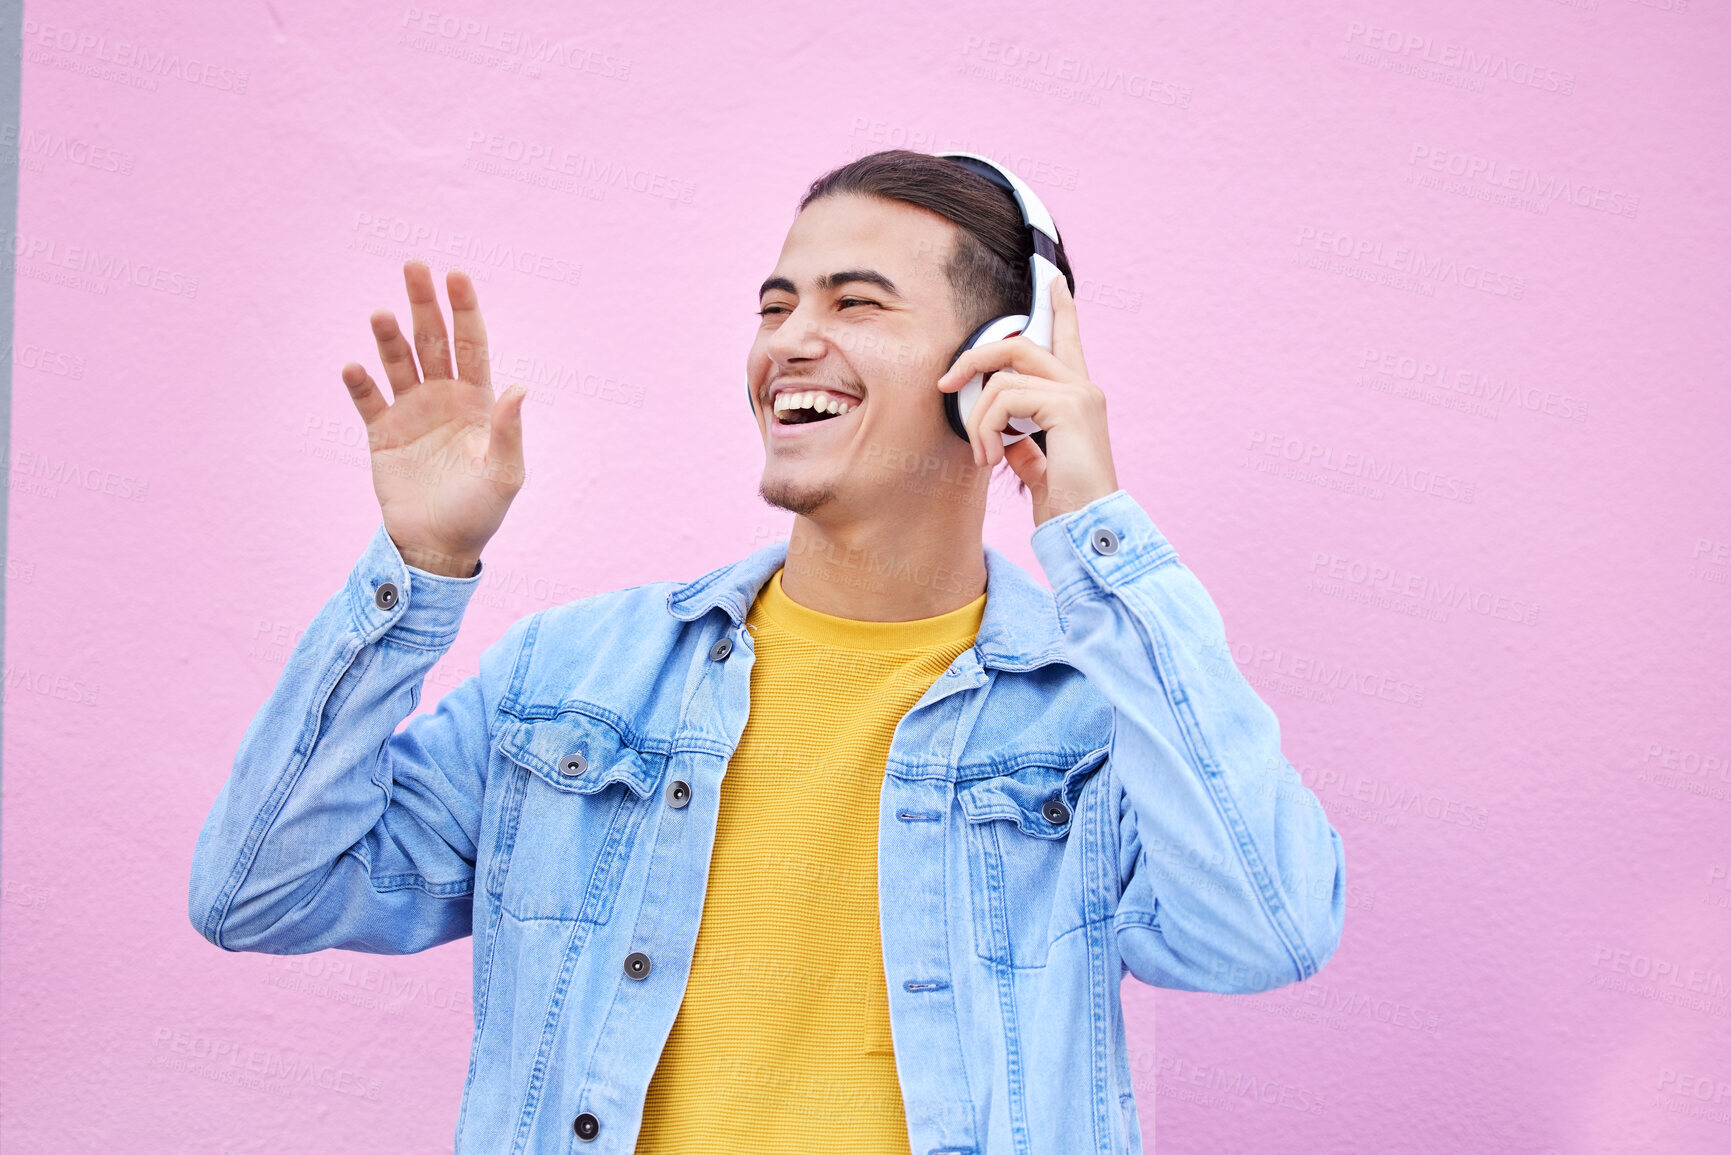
[0,2,22,877]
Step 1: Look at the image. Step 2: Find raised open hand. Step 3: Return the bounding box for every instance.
[340,261,527,577]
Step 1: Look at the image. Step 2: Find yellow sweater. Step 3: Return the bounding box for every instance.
[634,566,987,1154]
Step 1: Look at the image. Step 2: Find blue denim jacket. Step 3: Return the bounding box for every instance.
[189,488,1345,1154]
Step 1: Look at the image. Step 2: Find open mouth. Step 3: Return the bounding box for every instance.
[772,389,859,426]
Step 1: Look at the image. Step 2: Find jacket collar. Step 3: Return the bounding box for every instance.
[664,539,1070,673]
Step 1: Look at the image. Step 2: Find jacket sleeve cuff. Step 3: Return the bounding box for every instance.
[1029,488,1179,604]
[343,523,485,649]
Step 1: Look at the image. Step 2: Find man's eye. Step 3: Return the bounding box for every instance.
[757,298,876,316]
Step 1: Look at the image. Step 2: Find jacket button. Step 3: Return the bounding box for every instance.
[1089,527,1119,556]
[667,779,691,808]
[559,752,588,777]
[1042,798,1071,825]
[624,951,652,980]
[573,1112,600,1141]
[373,582,399,610]
[709,636,733,661]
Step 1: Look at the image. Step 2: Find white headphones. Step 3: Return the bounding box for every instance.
[935,151,1068,447]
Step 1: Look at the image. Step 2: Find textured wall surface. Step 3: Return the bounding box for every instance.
[3,1,1728,1152]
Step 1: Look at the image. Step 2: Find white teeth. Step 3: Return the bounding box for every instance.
[773,390,857,417]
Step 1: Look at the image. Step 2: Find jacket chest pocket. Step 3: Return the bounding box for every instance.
[492,710,665,924]
[955,748,1108,968]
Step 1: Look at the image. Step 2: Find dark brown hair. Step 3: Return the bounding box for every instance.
[798,149,1076,477]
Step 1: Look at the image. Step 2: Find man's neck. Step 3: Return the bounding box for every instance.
[776,511,988,622]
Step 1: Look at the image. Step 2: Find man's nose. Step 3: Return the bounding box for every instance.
[764,306,829,364]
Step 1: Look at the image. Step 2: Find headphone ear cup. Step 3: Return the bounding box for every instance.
[942,366,970,441]
[944,315,1011,442]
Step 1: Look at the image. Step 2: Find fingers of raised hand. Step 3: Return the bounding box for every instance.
[965,372,1041,468]
[1002,434,1049,501]
[340,362,389,425]
[403,260,454,383]
[938,335,1067,395]
[1049,276,1090,380]
[369,309,421,396]
[484,384,530,491]
[446,269,491,389]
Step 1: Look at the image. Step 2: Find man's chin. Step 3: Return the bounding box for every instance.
[758,472,841,518]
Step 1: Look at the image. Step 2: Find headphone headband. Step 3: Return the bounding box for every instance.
[935,151,1062,249]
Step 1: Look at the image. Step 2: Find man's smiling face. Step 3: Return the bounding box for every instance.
[749,193,977,519]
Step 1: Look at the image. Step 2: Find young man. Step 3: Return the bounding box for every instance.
[189,149,1345,1154]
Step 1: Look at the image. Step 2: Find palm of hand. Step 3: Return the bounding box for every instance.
[340,261,527,577]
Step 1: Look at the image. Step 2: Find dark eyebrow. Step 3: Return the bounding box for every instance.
[758,269,903,299]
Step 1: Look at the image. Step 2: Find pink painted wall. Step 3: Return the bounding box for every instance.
[3,1,1727,1151]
